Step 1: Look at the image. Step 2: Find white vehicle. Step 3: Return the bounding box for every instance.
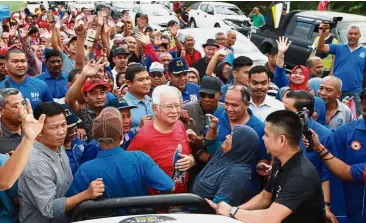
[68,1,96,11]
[178,28,267,66]
[189,2,250,34]
[129,4,179,31]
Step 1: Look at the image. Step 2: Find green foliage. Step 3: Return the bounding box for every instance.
[328,2,366,15]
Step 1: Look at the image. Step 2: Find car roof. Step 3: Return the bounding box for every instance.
[199,2,237,7]
[297,10,366,22]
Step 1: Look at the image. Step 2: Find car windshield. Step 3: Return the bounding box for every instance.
[337,21,366,45]
[215,5,243,15]
[112,2,134,8]
[145,5,170,16]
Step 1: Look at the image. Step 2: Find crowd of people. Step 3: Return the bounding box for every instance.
[0,2,365,223]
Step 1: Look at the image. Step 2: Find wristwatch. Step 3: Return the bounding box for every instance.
[229,206,239,218]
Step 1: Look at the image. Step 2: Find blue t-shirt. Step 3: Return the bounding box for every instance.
[329,44,366,92]
[36,71,69,99]
[67,146,174,198]
[332,118,366,223]
[181,82,200,102]
[0,76,53,109]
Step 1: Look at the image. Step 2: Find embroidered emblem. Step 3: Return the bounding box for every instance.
[351,141,361,151]
[176,60,183,67]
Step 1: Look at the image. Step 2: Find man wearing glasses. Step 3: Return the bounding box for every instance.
[168,57,199,103]
[128,85,195,194]
[148,62,166,96]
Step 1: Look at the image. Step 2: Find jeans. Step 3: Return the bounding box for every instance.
[342,91,361,116]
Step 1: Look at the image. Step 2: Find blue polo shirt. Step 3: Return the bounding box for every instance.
[220,83,233,102]
[350,162,366,183]
[329,44,366,92]
[124,91,154,127]
[0,76,53,109]
[67,146,174,198]
[36,70,69,100]
[181,82,199,102]
[299,118,331,182]
[333,118,366,223]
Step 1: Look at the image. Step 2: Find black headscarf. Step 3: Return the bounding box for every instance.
[192,125,259,206]
[214,61,231,85]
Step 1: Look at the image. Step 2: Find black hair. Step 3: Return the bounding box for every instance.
[5,48,25,61]
[116,72,126,88]
[249,65,269,80]
[0,55,5,60]
[269,46,278,56]
[265,110,303,148]
[233,56,253,71]
[168,20,178,27]
[360,88,366,101]
[285,90,315,117]
[158,43,169,50]
[45,49,62,61]
[34,102,65,120]
[68,69,82,83]
[125,63,146,83]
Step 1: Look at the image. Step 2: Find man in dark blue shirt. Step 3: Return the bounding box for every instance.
[168,57,199,103]
[0,48,53,109]
[36,49,69,104]
[68,107,175,198]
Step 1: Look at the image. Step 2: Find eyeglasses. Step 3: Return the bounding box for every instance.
[149,72,163,78]
[157,103,182,111]
[228,84,251,102]
[199,92,215,99]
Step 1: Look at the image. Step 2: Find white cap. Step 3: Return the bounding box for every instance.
[149,62,164,73]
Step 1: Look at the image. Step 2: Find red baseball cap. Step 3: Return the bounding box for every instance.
[82,79,108,93]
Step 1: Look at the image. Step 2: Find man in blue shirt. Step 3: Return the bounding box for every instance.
[220,56,253,102]
[0,48,53,108]
[168,57,199,103]
[282,90,337,222]
[67,107,175,198]
[124,63,154,127]
[36,49,68,104]
[317,23,366,116]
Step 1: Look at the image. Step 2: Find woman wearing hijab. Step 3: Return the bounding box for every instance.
[275,65,310,90]
[307,77,322,96]
[306,79,327,126]
[192,125,258,206]
[214,61,231,86]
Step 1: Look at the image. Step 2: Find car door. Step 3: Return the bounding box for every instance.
[196,3,208,27]
[205,3,216,27]
[285,17,316,67]
[130,6,140,23]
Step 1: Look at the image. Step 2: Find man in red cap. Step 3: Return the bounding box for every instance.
[65,58,107,141]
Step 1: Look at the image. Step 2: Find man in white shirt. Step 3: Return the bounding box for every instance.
[248,65,284,122]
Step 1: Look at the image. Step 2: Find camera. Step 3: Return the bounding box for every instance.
[321,17,343,29]
[297,108,314,152]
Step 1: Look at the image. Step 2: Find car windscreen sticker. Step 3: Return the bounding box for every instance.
[119,215,177,223]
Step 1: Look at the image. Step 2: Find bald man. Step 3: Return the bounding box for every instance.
[226,30,237,52]
[306,57,324,78]
[318,76,352,129]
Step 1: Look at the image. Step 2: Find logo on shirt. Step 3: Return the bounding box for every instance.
[351,141,362,151]
[172,144,187,186]
[360,52,365,59]
[275,186,282,198]
[30,92,40,102]
[190,94,198,102]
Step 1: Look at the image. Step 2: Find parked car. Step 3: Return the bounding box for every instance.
[96,1,135,18]
[129,4,179,31]
[154,1,173,11]
[67,1,95,11]
[188,2,250,35]
[250,10,366,69]
[178,28,268,66]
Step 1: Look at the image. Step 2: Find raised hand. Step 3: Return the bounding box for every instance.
[101,8,109,18]
[39,28,52,40]
[319,22,330,36]
[81,57,107,78]
[186,129,198,143]
[9,25,17,36]
[97,11,104,27]
[206,114,219,128]
[20,27,29,39]
[170,23,179,37]
[121,11,130,24]
[20,98,46,141]
[276,36,291,53]
[216,48,231,57]
[135,32,151,45]
[74,21,89,36]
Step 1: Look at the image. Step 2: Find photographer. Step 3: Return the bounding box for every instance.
[282,90,337,222]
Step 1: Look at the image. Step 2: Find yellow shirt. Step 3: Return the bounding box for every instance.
[312,35,339,71]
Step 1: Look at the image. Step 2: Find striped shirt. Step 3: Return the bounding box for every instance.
[18,141,73,223]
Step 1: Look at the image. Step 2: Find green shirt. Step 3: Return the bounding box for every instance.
[251,13,265,28]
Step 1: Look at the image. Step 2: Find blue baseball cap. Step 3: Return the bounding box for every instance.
[168,57,189,75]
[62,104,81,128]
[108,97,137,110]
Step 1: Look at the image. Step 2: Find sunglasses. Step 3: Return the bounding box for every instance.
[200,92,215,99]
[149,72,163,78]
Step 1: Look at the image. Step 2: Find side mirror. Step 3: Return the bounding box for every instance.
[207,10,214,15]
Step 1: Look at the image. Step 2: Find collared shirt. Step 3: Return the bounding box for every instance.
[182,101,225,136]
[59,51,75,74]
[329,43,366,91]
[333,118,366,223]
[0,120,23,154]
[181,82,200,103]
[67,146,174,198]
[264,151,325,223]
[184,48,202,67]
[36,70,69,102]
[0,76,54,109]
[326,100,353,130]
[76,106,97,142]
[18,141,73,223]
[249,95,285,122]
[0,154,18,223]
[124,91,153,127]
